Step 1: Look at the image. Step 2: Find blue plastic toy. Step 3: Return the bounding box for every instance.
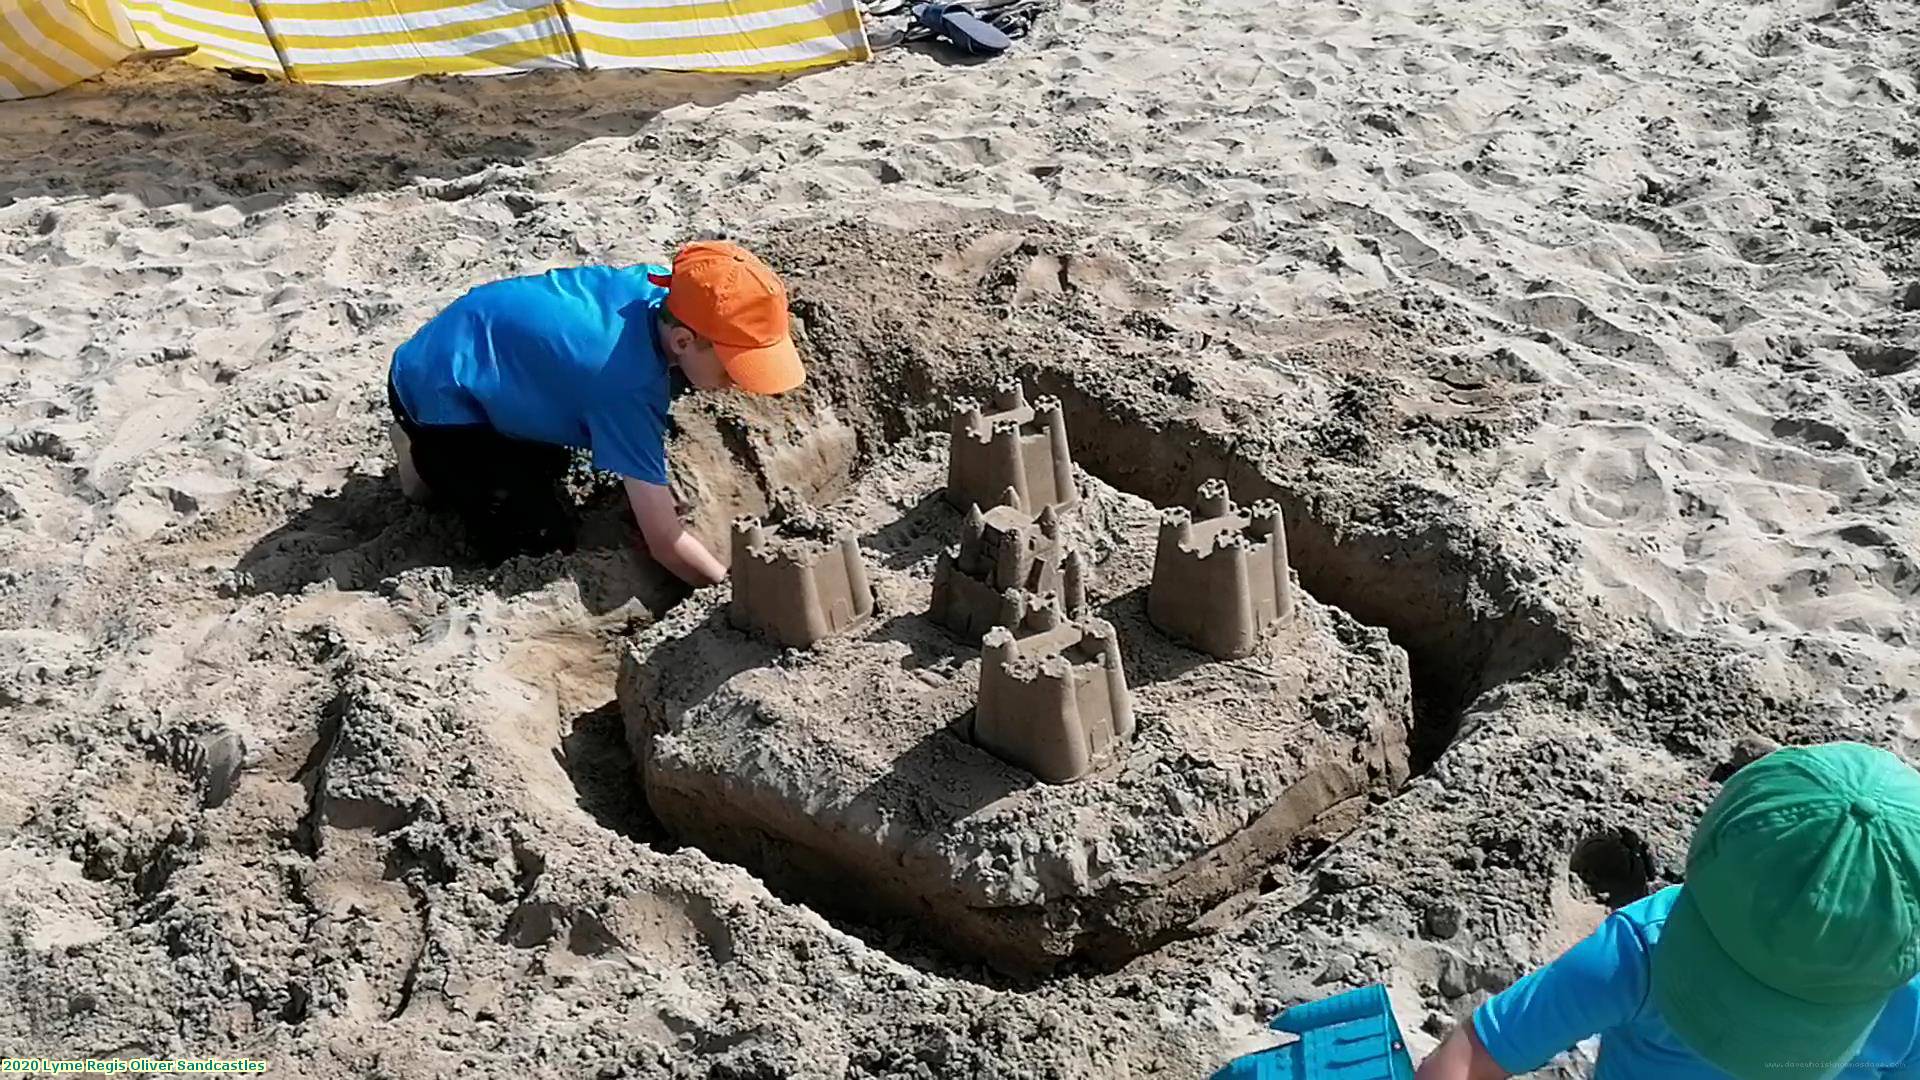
[1210,983,1415,1080]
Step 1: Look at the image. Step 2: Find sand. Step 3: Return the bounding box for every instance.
[618,439,1412,974]
[1,0,1917,1073]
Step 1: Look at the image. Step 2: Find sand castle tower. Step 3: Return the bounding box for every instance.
[728,505,875,649]
[973,597,1133,784]
[1147,479,1292,659]
[946,381,1079,514]
[929,488,1088,642]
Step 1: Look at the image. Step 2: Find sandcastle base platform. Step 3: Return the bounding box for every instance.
[618,440,1413,973]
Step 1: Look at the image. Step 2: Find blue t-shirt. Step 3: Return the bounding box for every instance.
[1474,887,1920,1078]
[390,265,673,484]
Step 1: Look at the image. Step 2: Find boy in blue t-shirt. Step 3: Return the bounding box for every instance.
[1416,743,1920,1080]
[386,241,803,577]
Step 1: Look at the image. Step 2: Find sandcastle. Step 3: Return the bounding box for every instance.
[1148,479,1293,659]
[974,599,1132,784]
[946,380,1079,514]
[727,502,875,649]
[716,401,1115,784]
[620,381,1414,972]
[928,490,1088,643]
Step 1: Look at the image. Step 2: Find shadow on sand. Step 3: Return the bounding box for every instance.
[230,467,685,616]
[555,701,669,846]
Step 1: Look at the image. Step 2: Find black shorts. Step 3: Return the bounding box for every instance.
[388,379,575,558]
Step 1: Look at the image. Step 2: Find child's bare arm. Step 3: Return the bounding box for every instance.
[624,478,727,586]
[1415,1022,1509,1080]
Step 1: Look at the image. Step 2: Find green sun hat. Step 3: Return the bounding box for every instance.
[1652,742,1920,1080]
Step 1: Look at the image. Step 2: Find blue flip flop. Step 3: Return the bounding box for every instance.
[912,1,1013,55]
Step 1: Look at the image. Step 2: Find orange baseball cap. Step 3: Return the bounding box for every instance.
[648,241,804,395]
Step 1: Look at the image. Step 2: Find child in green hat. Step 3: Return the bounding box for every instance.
[1416,741,1920,1080]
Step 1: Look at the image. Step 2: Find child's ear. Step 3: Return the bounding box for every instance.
[665,323,695,357]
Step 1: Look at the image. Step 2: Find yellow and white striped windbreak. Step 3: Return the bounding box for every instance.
[0,0,136,99]
[2,0,866,98]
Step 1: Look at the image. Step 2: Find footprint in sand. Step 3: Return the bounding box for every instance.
[1556,435,1674,529]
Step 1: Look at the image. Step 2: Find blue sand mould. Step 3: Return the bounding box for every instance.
[1211,984,1416,1080]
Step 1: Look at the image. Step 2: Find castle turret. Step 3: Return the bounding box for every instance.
[1197,477,1233,519]
[1062,549,1087,615]
[957,503,988,575]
